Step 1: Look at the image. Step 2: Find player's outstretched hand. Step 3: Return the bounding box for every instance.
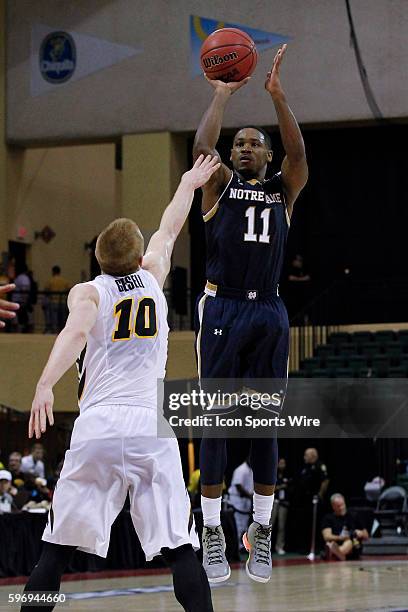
[182,154,221,190]
[204,74,250,96]
[265,44,287,99]
[0,283,19,328]
[29,385,55,439]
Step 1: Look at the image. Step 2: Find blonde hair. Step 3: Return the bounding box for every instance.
[95,218,144,277]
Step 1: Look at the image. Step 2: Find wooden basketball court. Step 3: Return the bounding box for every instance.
[1,558,407,611]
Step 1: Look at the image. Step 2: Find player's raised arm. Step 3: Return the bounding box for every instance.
[0,283,19,327]
[265,44,308,216]
[193,77,249,210]
[142,154,220,289]
[28,283,99,440]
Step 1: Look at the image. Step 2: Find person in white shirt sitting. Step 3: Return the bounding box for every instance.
[228,460,254,549]
[0,470,14,513]
[21,444,45,479]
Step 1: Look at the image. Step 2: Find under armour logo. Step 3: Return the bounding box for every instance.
[247,290,258,300]
[214,329,223,335]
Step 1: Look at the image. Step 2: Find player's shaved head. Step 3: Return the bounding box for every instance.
[96,218,144,277]
[233,126,272,150]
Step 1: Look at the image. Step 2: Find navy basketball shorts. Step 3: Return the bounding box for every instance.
[194,293,289,414]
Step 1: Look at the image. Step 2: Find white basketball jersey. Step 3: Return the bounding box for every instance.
[77,269,169,413]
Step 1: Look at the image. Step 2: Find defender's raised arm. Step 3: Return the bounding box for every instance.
[142,154,220,288]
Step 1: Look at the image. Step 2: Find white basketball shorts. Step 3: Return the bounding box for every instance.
[42,404,199,560]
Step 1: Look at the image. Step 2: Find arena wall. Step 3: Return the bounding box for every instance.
[2,323,408,414]
[6,143,118,289]
[6,0,408,144]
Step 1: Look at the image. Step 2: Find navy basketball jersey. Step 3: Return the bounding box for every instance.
[203,170,289,291]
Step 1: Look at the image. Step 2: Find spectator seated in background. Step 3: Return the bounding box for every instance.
[43,265,71,333]
[322,493,369,561]
[8,451,25,488]
[292,447,330,554]
[8,451,30,509]
[21,443,45,479]
[0,470,16,513]
[22,474,51,511]
[228,459,254,551]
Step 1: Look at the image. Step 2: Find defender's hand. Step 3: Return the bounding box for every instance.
[182,154,221,190]
[29,385,55,439]
[265,44,287,99]
[0,284,19,327]
[204,74,250,96]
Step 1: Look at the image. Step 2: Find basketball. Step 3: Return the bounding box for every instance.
[200,27,258,82]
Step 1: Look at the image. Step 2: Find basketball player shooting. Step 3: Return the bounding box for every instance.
[193,45,308,583]
[21,155,219,612]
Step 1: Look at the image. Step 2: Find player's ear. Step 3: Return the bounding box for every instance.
[267,150,273,163]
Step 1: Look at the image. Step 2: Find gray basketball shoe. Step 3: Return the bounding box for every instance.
[202,525,231,583]
[243,521,272,583]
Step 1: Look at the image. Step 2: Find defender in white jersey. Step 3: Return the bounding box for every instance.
[21,155,219,612]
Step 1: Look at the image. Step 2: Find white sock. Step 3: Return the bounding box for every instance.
[201,495,222,527]
[253,492,275,526]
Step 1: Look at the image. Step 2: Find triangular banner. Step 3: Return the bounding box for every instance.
[190,15,290,77]
[31,24,142,97]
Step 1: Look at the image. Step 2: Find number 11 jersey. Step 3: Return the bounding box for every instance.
[77,269,169,414]
[204,171,290,291]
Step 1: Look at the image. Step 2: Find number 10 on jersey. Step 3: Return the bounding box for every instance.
[112,297,157,341]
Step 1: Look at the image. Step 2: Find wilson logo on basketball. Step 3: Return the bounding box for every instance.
[202,51,239,68]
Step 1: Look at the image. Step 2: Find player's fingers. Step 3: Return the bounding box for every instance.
[39,406,47,433]
[275,45,286,66]
[0,283,16,294]
[1,300,20,310]
[34,411,41,439]
[205,159,221,173]
[193,154,204,168]
[0,308,17,319]
[28,413,34,438]
[198,154,213,171]
[208,162,221,175]
[233,77,250,90]
[208,156,220,167]
[200,154,218,171]
[46,404,54,426]
[203,74,219,87]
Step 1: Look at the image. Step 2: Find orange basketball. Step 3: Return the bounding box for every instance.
[200,27,258,82]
